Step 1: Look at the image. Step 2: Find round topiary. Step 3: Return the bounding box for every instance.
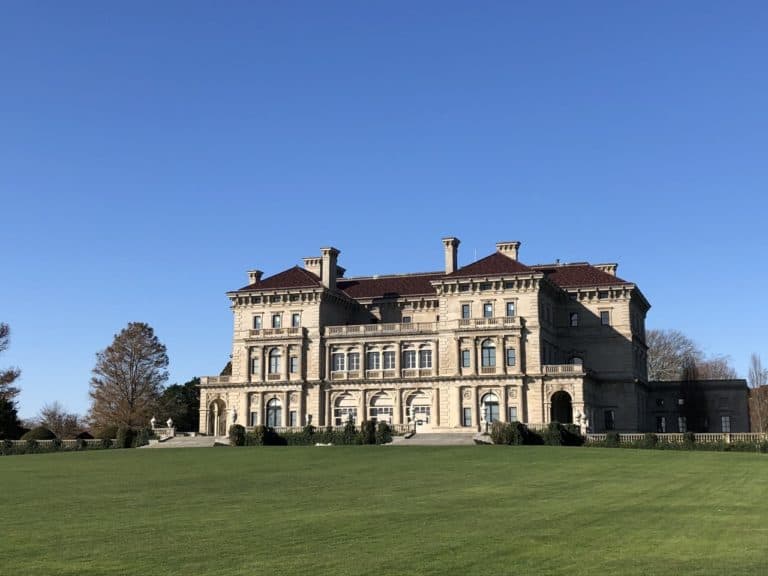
[21,426,57,441]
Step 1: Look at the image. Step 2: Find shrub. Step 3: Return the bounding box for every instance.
[360,421,376,445]
[116,427,136,449]
[228,424,246,446]
[75,438,87,451]
[640,433,658,449]
[342,420,361,445]
[605,431,620,448]
[51,438,63,451]
[1,439,14,455]
[21,426,56,441]
[490,421,512,445]
[683,431,696,449]
[375,422,392,445]
[25,438,38,453]
[100,438,112,449]
[133,428,151,448]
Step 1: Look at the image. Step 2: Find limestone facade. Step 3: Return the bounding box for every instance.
[198,238,678,434]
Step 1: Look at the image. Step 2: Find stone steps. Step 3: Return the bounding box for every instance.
[392,433,477,446]
[145,435,217,448]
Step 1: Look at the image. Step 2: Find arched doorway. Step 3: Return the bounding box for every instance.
[481,393,500,429]
[368,393,393,423]
[550,391,573,424]
[208,399,227,436]
[266,398,282,428]
[334,393,357,426]
[406,391,431,432]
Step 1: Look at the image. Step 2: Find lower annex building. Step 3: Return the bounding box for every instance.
[199,238,749,435]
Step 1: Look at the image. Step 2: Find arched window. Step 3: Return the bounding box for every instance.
[266,398,282,427]
[570,356,583,367]
[481,393,500,424]
[269,348,281,374]
[481,339,496,367]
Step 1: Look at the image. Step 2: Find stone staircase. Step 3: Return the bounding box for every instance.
[391,433,477,446]
[144,435,218,448]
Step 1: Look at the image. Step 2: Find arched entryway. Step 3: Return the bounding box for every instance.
[334,393,357,426]
[208,399,227,436]
[550,391,573,424]
[368,392,393,423]
[481,393,500,429]
[406,391,431,432]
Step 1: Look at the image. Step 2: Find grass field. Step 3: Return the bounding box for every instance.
[1,446,767,576]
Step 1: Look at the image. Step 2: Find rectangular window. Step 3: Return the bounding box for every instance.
[600,311,610,326]
[461,349,471,368]
[462,407,472,427]
[291,313,301,328]
[250,412,258,426]
[461,304,471,319]
[272,314,282,328]
[508,406,518,422]
[289,356,298,374]
[656,416,666,433]
[604,409,615,431]
[290,294,299,301]
[481,344,496,367]
[459,284,470,292]
[678,416,687,433]
[506,302,516,317]
[269,352,280,374]
[289,410,297,427]
[721,416,731,433]
[251,357,260,376]
[366,351,380,370]
[479,282,491,291]
[383,351,395,370]
[678,398,685,406]
[348,352,360,371]
[403,350,417,369]
[419,349,432,369]
[483,303,493,318]
[598,290,609,299]
[569,312,579,327]
[253,315,262,330]
[332,352,345,372]
[506,348,516,367]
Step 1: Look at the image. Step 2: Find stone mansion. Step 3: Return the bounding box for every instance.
[199,238,749,435]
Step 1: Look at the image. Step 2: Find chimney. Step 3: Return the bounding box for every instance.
[496,241,521,261]
[247,269,263,284]
[302,256,322,278]
[320,247,340,290]
[594,263,618,276]
[442,237,460,274]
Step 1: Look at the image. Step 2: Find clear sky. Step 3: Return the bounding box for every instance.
[1,1,767,419]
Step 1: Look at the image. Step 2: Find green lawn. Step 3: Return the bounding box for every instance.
[1,446,766,576]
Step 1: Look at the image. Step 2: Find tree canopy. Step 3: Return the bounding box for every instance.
[646,328,737,381]
[0,322,21,401]
[89,322,169,430]
[157,377,200,432]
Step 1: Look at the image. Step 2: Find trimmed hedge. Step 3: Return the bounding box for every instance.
[242,422,395,447]
[21,426,57,441]
[489,421,584,447]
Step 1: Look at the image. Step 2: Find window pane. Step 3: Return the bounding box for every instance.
[383,351,395,369]
[348,353,360,371]
[272,314,281,328]
[600,311,610,326]
[461,349,470,368]
[291,313,300,327]
[506,348,516,367]
[461,304,470,319]
[483,303,493,318]
[253,316,262,329]
[506,302,515,317]
[419,350,432,369]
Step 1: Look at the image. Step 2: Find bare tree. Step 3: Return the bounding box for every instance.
[748,354,767,434]
[38,401,83,439]
[646,329,702,381]
[88,322,168,430]
[0,323,21,401]
[697,355,738,380]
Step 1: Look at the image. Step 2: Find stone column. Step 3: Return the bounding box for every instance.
[473,337,479,376]
[213,403,220,437]
[455,338,462,376]
[299,388,305,426]
[396,341,402,376]
[501,387,508,422]
[261,346,267,382]
[359,390,366,424]
[432,388,440,427]
[433,339,440,375]
[455,386,463,427]
[282,345,289,381]
[469,387,478,431]
[242,346,249,382]
[325,343,331,381]
[501,337,508,375]
[282,390,289,427]
[394,389,402,425]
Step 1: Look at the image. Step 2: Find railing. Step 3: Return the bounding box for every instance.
[326,322,438,337]
[267,374,281,381]
[249,327,302,338]
[244,423,412,435]
[457,316,521,330]
[201,375,230,384]
[480,366,497,375]
[543,364,584,375]
[331,368,433,380]
[585,433,767,444]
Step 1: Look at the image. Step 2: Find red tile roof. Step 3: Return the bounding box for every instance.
[532,264,629,288]
[338,273,443,299]
[443,251,532,278]
[236,266,321,291]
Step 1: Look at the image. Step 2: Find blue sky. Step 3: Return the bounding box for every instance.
[1,1,766,419]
